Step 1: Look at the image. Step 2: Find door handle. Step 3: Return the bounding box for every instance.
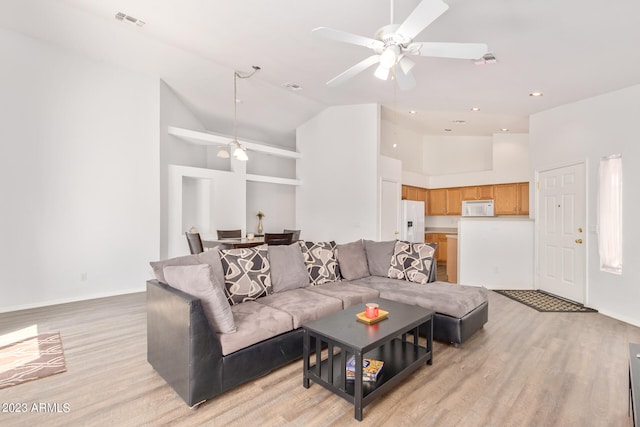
[575,239,583,244]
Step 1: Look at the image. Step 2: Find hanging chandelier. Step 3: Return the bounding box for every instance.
[217,65,261,161]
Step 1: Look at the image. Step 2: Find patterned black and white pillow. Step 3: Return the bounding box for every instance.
[388,240,435,285]
[219,244,272,305]
[298,241,341,286]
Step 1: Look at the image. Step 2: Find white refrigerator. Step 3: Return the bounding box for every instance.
[401,200,425,243]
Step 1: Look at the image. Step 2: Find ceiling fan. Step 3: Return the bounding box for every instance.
[312,0,488,90]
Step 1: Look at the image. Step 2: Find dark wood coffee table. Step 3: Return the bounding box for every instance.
[302,298,433,421]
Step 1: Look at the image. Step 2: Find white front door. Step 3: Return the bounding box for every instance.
[537,163,587,303]
[380,179,400,241]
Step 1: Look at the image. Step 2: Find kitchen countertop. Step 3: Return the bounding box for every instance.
[425,227,458,234]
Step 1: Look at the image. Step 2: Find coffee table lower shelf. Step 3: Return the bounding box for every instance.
[304,337,432,420]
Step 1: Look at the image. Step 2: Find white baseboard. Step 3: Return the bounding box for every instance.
[596,308,640,328]
[0,287,145,314]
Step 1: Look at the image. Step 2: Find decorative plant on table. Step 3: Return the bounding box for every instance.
[256,210,265,234]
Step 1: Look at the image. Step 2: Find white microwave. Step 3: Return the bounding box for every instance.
[461,200,495,217]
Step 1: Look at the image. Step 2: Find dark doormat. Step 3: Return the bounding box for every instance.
[494,290,597,313]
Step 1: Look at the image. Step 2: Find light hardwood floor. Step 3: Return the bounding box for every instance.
[1,290,639,426]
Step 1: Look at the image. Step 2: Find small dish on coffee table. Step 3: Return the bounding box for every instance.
[356,309,389,325]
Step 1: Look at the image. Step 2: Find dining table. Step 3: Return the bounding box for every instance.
[201,235,265,249]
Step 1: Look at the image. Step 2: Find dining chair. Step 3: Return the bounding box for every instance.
[217,229,242,239]
[283,229,301,241]
[185,232,204,254]
[264,232,294,246]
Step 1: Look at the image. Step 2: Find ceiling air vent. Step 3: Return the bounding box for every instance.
[282,83,303,91]
[474,53,496,65]
[115,12,146,27]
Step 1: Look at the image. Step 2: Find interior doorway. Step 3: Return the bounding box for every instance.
[537,162,587,303]
[380,179,400,241]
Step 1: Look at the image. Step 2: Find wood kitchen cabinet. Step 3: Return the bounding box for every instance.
[437,234,448,263]
[461,186,479,200]
[478,185,495,200]
[420,188,428,215]
[406,186,419,201]
[517,182,529,214]
[494,182,529,215]
[424,232,448,263]
[461,185,495,201]
[427,189,447,215]
[411,182,527,216]
[402,185,429,215]
[446,188,462,215]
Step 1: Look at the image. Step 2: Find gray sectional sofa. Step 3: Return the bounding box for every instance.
[147,239,488,407]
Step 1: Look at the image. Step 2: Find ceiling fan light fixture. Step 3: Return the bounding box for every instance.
[374,64,391,80]
[399,56,415,75]
[379,46,400,69]
[228,66,260,162]
[234,146,249,161]
[217,147,230,158]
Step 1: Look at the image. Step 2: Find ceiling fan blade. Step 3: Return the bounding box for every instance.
[415,42,488,59]
[326,55,381,87]
[396,0,449,40]
[312,27,384,50]
[395,68,416,91]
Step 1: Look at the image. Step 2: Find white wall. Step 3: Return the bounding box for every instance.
[530,84,640,326]
[380,118,424,174]
[246,181,296,235]
[424,136,493,176]
[427,133,530,188]
[160,82,213,258]
[0,28,160,312]
[167,165,245,257]
[458,218,534,289]
[245,151,297,234]
[296,104,380,243]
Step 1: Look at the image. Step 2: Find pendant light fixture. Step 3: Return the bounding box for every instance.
[217,65,261,161]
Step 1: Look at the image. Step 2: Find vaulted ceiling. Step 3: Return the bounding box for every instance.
[4,0,640,144]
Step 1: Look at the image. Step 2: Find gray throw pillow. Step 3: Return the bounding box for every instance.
[336,240,370,281]
[163,264,236,334]
[219,244,272,305]
[149,247,223,284]
[298,241,341,285]
[268,243,309,293]
[388,240,435,285]
[363,240,397,277]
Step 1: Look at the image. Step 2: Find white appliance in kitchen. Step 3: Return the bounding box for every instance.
[401,200,425,243]
[461,200,495,217]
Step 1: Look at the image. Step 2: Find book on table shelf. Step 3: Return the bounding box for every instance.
[346,356,384,382]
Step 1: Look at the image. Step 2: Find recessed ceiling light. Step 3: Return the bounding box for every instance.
[500,128,509,132]
[444,129,452,132]
[471,107,480,112]
[283,82,303,91]
[115,12,145,27]
[409,110,416,115]
[529,91,543,97]
[392,143,397,148]
[452,120,466,124]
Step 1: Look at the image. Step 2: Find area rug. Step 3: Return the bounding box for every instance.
[494,290,598,313]
[0,332,67,390]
